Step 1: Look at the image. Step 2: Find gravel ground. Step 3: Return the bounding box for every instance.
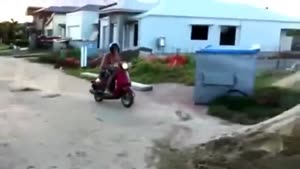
[0,57,240,169]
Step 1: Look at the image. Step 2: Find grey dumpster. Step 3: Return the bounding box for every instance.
[194,46,260,104]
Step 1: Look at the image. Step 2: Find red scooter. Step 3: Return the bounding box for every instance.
[89,62,135,108]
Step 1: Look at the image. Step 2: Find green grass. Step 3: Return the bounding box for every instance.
[0,50,12,56]
[0,44,9,51]
[130,56,195,86]
[208,70,300,125]
[64,68,98,81]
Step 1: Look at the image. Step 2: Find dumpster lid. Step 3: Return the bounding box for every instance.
[196,45,260,55]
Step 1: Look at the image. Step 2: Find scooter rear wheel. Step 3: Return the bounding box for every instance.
[121,92,134,108]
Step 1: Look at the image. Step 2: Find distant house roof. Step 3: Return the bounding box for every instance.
[34,6,79,14]
[134,0,300,22]
[26,6,43,15]
[100,0,158,14]
[72,4,104,12]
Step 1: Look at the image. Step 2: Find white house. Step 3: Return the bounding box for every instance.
[99,0,159,49]
[41,6,78,37]
[44,14,67,37]
[66,4,104,57]
[99,0,300,53]
[66,5,103,41]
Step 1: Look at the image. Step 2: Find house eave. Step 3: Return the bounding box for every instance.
[133,14,300,23]
[45,13,55,26]
[100,8,145,15]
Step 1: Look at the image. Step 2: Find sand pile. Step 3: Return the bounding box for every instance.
[150,105,300,169]
[273,71,300,88]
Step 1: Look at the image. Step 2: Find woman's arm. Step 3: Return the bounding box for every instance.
[116,53,121,62]
[99,54,107,71]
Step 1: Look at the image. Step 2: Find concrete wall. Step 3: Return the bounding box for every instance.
[66,11,83,39]
[139,15,300,53]
[66,11,98,40]
[100,17,109,49]
[66,11,99,57]
[33,16,44,30]
[81,11,99,41]
[53,14,66,37]
[44,20,53,35]
[44,14,66,37]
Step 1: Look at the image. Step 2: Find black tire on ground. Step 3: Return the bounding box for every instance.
[121,92,134,108]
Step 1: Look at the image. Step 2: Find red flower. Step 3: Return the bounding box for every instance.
[165,54,187,67]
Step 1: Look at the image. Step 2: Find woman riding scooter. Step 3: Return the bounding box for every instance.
[99,43,121,94]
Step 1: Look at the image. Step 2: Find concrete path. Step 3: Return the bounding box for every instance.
[0,57,240,169]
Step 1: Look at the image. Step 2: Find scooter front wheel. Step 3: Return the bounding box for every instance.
[121,91,134,108]
[94,94,103,102]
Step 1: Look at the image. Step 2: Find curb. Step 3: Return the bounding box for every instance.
[80,72,153,91]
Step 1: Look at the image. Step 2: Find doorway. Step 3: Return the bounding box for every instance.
[133,23,138,47]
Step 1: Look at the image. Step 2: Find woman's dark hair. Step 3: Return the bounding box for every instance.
[109,43,120,53]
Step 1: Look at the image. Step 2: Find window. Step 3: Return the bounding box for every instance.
[191,25,209,40]
[46,29,53,36]
[220,26,236,46]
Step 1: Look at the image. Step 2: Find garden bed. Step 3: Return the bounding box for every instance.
[130,55,195,86]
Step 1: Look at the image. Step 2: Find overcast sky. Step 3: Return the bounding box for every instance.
[1,0,299,22]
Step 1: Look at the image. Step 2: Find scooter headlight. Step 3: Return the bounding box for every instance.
[122,62,129,70]
[95,78,100,82]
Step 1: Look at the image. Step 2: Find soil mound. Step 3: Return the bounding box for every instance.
[150,105,300,169]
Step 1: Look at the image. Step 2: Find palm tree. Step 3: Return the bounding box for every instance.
[9,18,18,41]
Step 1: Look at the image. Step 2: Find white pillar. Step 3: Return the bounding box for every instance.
[81,43,88,68]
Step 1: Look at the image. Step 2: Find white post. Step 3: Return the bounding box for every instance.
[80,44,88,68]
[81,46,84,68]
[84,46,87,67]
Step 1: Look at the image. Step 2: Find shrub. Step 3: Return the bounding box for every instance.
[15,39,29,47]
[33,55,57,64]
[67,48,81,59]
[208,86,300,125]
[255,87,282,107]
[130,56,195,85]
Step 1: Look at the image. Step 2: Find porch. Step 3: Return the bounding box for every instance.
[98,9,142,50]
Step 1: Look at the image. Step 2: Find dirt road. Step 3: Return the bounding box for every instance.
[0,57,240,169]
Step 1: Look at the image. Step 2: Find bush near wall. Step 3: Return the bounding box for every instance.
[130,54,195,86]
[66,48,81,59]
[15,39,29,47]
[3,39,29,47]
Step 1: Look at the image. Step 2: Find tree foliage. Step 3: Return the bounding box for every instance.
[0,18,27,45]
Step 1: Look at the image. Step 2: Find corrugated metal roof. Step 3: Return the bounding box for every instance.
[35,6,79,14]
[100,0,157,14]
[134,0,300,22]
[73,4,104,12]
